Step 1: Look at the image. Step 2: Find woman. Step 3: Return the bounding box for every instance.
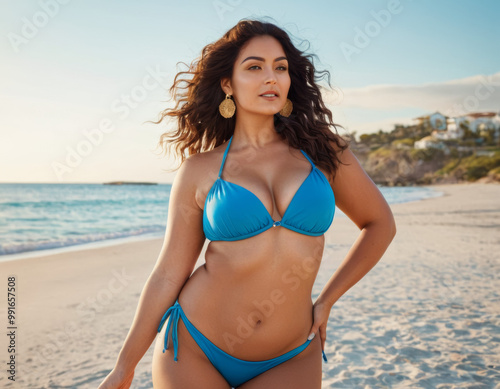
[98,18,396,389]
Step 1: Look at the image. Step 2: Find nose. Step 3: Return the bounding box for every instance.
[265,77,277,85]
[264,66,277,84]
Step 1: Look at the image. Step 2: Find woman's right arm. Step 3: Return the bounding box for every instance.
[98,154,207,388]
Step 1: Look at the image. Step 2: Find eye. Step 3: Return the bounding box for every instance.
[248,65,288,71]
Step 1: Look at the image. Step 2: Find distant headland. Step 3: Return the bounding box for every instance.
[103,181,158,185]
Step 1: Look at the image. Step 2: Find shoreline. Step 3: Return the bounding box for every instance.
[0,182,499,388]
[0,232,164,264]
[0,183,450,263]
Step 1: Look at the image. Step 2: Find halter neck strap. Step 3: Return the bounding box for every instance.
[218,135,233,178]
[300,149,315,168]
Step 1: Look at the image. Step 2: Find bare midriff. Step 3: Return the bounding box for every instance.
[177,229,325,361]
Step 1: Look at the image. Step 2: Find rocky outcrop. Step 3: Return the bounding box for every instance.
[352,147,499,186]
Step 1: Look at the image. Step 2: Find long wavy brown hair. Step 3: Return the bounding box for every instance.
[149,17,351,182]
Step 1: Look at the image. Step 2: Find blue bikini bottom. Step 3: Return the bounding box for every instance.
[157,299,328,388]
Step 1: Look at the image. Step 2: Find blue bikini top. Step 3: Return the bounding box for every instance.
[203,135,335,241]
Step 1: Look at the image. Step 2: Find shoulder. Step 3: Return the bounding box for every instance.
[175,143,227,209]
[325,134,352,170]
[325,135,396,231]
[178,142,225,178]
[188,141,228,177]
[326,134,371,189]
[328,134,350,154]
[175,152,209,192]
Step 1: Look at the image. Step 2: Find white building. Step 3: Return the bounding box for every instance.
[415,111,500,141]
[432,118,464,140]
[413,112,448,130]
[414,135,447,150]
[455,112,500,133]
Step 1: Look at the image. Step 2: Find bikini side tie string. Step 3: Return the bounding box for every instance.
[157,301,180,362]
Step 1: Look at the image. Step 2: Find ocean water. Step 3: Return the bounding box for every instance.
[0,183,443,261]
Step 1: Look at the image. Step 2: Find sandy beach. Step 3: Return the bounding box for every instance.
[1,182,499,389]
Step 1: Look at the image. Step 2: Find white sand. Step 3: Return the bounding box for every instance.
[0,182,499,388]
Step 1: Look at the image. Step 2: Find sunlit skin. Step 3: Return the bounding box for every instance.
[98,34,396,389]
[222,34,291,143]
[154,34,329,387]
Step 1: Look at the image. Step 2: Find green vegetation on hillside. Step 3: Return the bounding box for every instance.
[349,122,500,185]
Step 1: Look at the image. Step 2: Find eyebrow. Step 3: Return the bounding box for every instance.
[240,56,288,64]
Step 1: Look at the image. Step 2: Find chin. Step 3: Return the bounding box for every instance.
[246,109,278,116]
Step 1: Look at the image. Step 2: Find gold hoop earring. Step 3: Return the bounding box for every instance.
[279,98,293,117]
[219,94,236,118]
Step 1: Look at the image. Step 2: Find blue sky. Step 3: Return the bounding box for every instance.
[1,0,499,183]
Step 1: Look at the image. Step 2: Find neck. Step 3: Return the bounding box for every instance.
[232,112,280,148]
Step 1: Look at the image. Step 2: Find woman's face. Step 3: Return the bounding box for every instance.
[222,35,291,117]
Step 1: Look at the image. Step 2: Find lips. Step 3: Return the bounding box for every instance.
[259,91,279,96]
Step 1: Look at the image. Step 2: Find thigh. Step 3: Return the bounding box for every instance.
[152,316,231,389]
[236,334,323,389]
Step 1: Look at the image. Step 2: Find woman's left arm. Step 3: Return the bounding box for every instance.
[308,140,397,351]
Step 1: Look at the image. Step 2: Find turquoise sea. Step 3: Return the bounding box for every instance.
[0,183,444,261]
